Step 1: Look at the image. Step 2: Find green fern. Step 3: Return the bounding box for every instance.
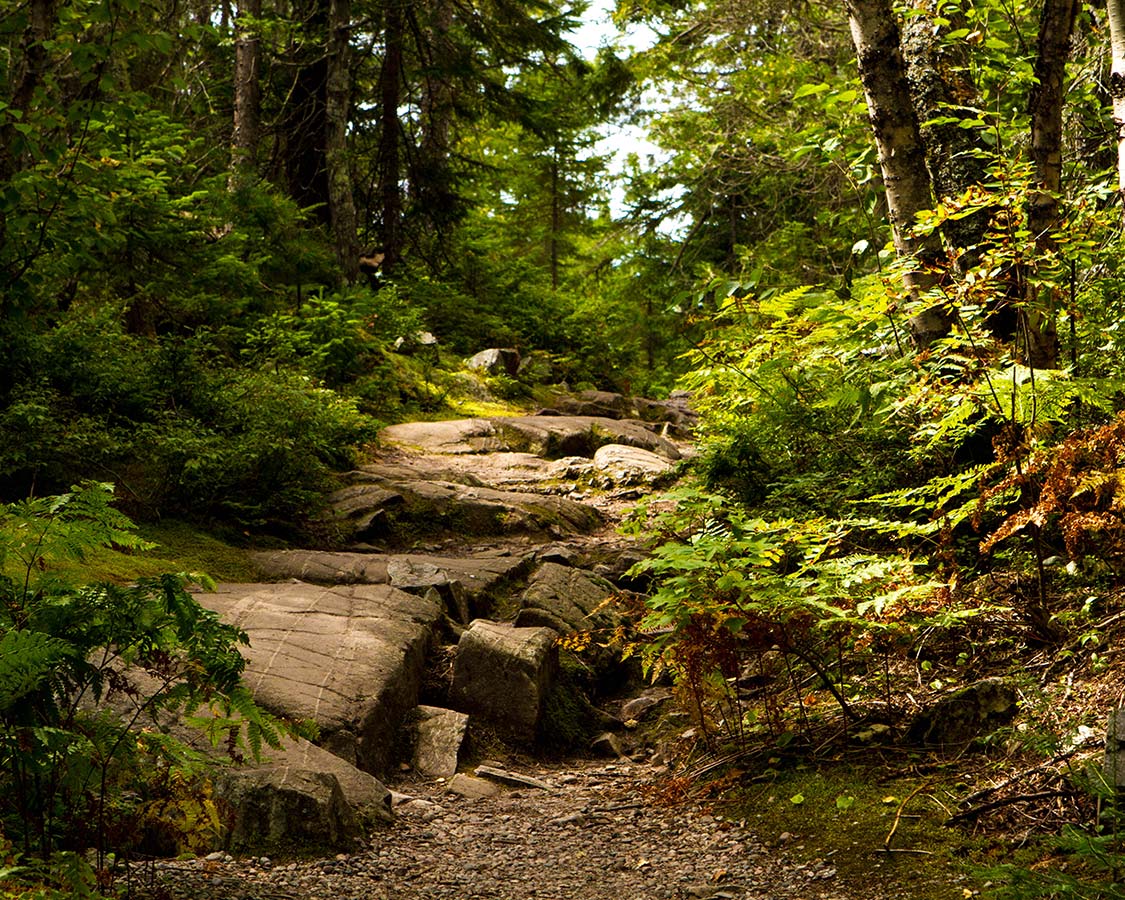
[0,629,72,709]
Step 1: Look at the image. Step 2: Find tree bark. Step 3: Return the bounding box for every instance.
[900,0,989,267]
[1110,0,1125,207]
[416,0,458,246]
[326,0,359,281]
[379,0,405,273]
[1,0,59,181]
[280,0,330,222]
[1023,0,1079,369]
[845,0,945,347]
[230,0,262,178]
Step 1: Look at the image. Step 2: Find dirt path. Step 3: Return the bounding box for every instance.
[139,759,856,900]
[132,400,937,899]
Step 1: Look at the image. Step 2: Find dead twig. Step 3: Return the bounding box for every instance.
[945,789,1070,826]
[885,781,932,850]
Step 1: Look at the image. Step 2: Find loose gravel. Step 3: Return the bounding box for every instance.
[133,760,853,900]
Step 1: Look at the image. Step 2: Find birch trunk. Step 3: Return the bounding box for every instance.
[1110,0,1125,205]
[845,0,946,347]
[326,0,359,282]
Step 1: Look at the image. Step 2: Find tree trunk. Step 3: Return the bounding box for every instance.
[845,0,945,347]
[417,0,458,243]
[1023,0,1079,369]
[900,0,989,267]
[379,0,404,273]
[326,0,359,281]
[549,151,560,290]
[281,0,330,222]
[1110,0,1125,208]
[1,0,59,181]
[230,0,262,178]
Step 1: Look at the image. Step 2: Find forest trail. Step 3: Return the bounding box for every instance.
[144,758,861,900]
[140,396,934,900]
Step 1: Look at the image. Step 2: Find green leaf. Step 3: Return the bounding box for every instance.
[793,83,830,99]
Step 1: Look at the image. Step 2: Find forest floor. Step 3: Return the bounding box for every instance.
[120,389,1123,900]
[133,754,984,900]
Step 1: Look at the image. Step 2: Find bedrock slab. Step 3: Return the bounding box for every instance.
[380,415,681,461]
[328,479,602,544]
[195,582,442,776]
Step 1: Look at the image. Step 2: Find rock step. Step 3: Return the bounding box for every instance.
[379,415,682,460]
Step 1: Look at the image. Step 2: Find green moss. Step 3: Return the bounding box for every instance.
[16,519,264,585]
[716,761,1035,900]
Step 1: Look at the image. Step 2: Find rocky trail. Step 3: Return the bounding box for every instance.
[129,390,893,900]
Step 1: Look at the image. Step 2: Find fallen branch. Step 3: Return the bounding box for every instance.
[885,781,931,850]
[945,789,1069,826]
[958,749,1079,808]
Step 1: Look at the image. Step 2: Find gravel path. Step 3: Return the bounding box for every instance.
[134,760,850,900]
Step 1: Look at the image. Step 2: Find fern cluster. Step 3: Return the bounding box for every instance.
[0,482,288,896]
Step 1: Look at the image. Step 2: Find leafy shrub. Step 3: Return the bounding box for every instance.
[0,483,287,894]
[622,486,945,745]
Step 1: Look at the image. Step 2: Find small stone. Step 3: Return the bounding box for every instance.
[205,851,224,862]
[447,773,502,799]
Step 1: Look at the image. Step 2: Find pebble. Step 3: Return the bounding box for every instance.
[130,760,857,900]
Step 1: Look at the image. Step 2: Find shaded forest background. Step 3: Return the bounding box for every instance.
[10,0,1125,894]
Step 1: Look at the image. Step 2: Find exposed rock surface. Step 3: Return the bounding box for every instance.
[329,476,603,544]
[380,414,681,460]
[174,394,696,857]
[907,677,1018,748]
[194,582,441,775]
[465,347,521,376]
[513,561,617,634]
[409,706,469,778]
[449,620,559,742]
[592,443,677,487]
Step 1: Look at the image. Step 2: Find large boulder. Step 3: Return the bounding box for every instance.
[465,348,521,376]
[217,769,355,853]
[450,620,558,742]
[216,735,393,853]
[194,582,441,776]
[907,678,1018,748]
[513,562,616,634]
[591,444,677,488]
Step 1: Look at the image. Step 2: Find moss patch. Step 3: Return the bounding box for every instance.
[711,759,1034,900]
[14,519,264,586]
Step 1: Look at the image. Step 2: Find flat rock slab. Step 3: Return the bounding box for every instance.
[195,582,442,776]
[329,479,602,544]
[446,773,502,799]
[252,549,531,597]
[474,765,553,791]
[547,391,698,435]
[380,415,681,461]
